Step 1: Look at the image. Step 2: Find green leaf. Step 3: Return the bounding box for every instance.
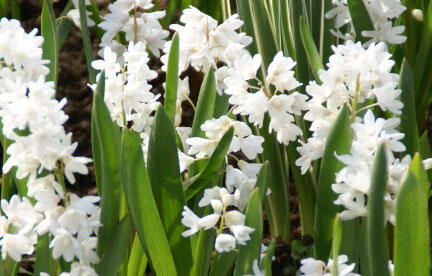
[121,129,177,276]
[92,74,122,257]
[314,105,352,260]
[399,59,419,156]
[347,0,374,43]
[0,0,6,17]
[255,162,270,201]
[184,127,234,200]
[57,1,74,51]
[299,16,324,82]
[366,144,389,276]
[147,106,193,275]
[41,0,59,88]
[78,0,97,84]
[191,68,217,139]
[209,252,238,276]
[191,219,216,276]
[33,234,52,276]
[262,240,275,276]
[10,0,19,19]
[234,188,264,276]
[164,33,179,123]
[96,215,132,276]
[394,153,430,276]
[332,215,342,276]
[127,235,148,276]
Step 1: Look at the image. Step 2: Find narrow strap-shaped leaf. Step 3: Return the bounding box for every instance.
[0,0,6,17]
[92,74,122,257]
[332,215,342,276]
[191,68,217,139]
[121,129,177,276]
[184,127,234,200]
[399,59,419,156]
[366,144,389,276]
[41,0,59,88]
[78,0,96,83]
[287,143,316,237]
[263,240,276,276]
[339,219,360,272]
[290,0,312,84]
[147,106,193,275]
[33,234,52,276]
[413,0,432,101]
[209,251,238,276]
[347,0,374,43]
[127,235,148,276]
[260,115,290,242]
[394,153,430,276]
[234,188,264,276]
[57,1,74,51]
[164,33,179,123]
[299,16,324,82]
[315,105,351,260]
[321,0,337,64]
[255,162,270,201]
[10,0,19,19]
[96,215,131,276]
[191,215,216,276]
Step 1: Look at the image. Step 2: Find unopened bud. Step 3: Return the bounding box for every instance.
[412,9,424,21]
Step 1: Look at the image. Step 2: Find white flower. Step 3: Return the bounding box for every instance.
[215,233,236,253]
[0,233,35,262]
[230,224,254,245]
[59,262,98,276]
[50,228,79,262]
[266,51,301,92]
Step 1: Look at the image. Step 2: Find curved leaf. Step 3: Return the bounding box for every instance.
[121,129,177,276]
[164,33,179,123]
[366,144,389,276]
[315,105,352,260]
[147,106,192,275]
[394,153,430,276]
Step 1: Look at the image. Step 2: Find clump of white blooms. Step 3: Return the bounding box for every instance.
[326,0,406,45]
[296,41,402,174]
[221,50,307,145]
[299,255,360,276]
[98,0,169,57]
[161,6,252,73]
[181,186,255,253]
[0,19,100,271]
[185,115,264,162]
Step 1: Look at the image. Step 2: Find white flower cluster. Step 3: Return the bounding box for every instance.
[0,19,100,270]
[332,110,408,224]
[181,186,254,253]
[296,41,403,174]
[220,51,307,145]
[41,262,98,276]
[98,0,168,57]
[161,6,252,73]
[92,42,159,133]
[299,255,360,276]
[326,0,406,45]
[180,115,264,172]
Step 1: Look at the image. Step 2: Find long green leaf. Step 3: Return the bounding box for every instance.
[78,0,96,84]
[262,240,276,276]
[96,215,131,276]
[184,127,234,200]
[299,16,324,82]
[127,235,148,276]
[121,129,177,276]
[314,105,352,260]
[92,74,121,257]
[234,188,264,276]
[191,217,216,276]
[147,106,193,275]
[366,144,389,276]
[347,0,374,43]
[209,252,238,276]
[394,153,430,276]
[33,234,52,276]
[41,0,59,88]
[164,33,179,123]
[191,68,217,139]
[399,59,419,156]
[332,215,342,276]
[57,1,74,51]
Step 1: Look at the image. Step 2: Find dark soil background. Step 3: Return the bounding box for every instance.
[13,1,311,275]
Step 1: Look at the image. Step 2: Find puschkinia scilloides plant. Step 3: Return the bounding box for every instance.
[0,0,432,275]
